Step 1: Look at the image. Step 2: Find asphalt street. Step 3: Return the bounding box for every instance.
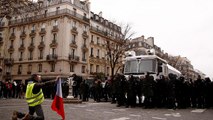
[0,99,213,120]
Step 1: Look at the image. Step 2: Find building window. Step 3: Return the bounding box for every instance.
[50,63,55,72]
[38,64,42,72]
[97,49,100,58]
[32,24,35,31]
[53,33,57,41]
[41,23,45,29]
[39,50,43,59]
[28,64,32,74]
[70,64,74,72]
[71,34,76,43]
[96,65,99,73]
[82,66,85,73]
[72,21,77,28]
[107,67,109,76]
[54,20,58,26]
[19,52,23,61]
[82,51,86,61]
[90,48,93,57]
[97,37,99,44]
[90,64,93,73]
[51,48,56,55]
[41,36,44,42]
[31,37,34,44]
[73,8,77,16]
[18,65,22,74]
[29,51,33,60]
[91,35,93,42]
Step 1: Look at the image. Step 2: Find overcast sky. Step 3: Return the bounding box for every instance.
[90,0,213,79]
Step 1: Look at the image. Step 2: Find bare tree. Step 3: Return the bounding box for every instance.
[105,23,135,78]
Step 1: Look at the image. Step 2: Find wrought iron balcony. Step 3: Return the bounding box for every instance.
[9,8,90,26]
[46,54,58,61]
[29,30,36,37]
[18,44,25,51]
[68,54,79,63]
[8,45,14,53]
[69,41,77,48]
[71,27,78,34]
[9,33,16,40]
[20,31,27,38]
[51,25,59,33]
[82,31,88,38]
[4,58,14,66]
[39,28,46,35]
[28,43,35,51]
[38,41,45,49]
[81,44,88,52]
[50,40,58,47]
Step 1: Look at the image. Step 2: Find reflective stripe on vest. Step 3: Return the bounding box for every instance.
[25,82,44,107]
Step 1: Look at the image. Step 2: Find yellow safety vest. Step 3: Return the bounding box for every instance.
[25,82,44,107]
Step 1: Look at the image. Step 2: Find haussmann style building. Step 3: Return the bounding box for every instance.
[0,0,123,83]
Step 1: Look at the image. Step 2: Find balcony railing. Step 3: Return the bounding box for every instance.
[20,31,27,38]
[38,41,45,49]
[51,25,59,33]
[9,33,16,40]
[81,44,88,51]
[50,40,58,47]
[18,44,25,51]
[46,54,58,61]
[4,58,14,66]
[68,54,79,63]
[8,45,14,53]
[71,27,78,34]
[9,8,90,26]
[28,43,35,51]
[69,41,77,48]
[82,31,88,38]
[29,30,36,37]
[39,28,46,35]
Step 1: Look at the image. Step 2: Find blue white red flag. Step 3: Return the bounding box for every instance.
[51,78,65,120]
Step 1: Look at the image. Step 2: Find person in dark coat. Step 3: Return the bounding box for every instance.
[72,74,82,98]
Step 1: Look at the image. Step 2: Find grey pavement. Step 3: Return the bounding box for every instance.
[0,98,213,120]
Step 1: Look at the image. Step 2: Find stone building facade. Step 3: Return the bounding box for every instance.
[0,0,123,82]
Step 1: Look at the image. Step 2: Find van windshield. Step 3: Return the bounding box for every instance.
[124,59,156,74]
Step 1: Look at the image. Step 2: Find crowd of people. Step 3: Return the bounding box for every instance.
[72,73,213,109]
[1,73,213,110]
[0,80,25,99]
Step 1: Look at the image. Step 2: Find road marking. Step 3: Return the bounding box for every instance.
[191,109,206,113]
[152,117,167,120]
[172,113,181,117]
[85,109,95,112]
[104,111,115,114]
[129,114,141,117]
[112,109,126,112]
[69,107,77,110]
[110,117,130,120]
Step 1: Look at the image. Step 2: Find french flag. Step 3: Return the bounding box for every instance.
[51,78,65,120]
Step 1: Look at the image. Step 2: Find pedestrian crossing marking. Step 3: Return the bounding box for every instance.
[152,117,167,120]
[191,109,206,113]
[110,117,130,120]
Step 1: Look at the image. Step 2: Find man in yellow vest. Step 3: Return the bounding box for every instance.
[12,74,59,120]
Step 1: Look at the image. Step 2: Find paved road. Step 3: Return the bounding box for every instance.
[0,99,213,120]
